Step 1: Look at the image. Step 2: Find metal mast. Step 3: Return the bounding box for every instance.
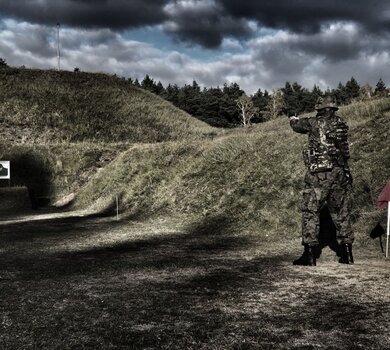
[57,23,61,71]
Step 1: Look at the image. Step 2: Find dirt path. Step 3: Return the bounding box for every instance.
[1,212,389,349]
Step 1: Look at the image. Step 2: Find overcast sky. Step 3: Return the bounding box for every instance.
[1,0,390,93]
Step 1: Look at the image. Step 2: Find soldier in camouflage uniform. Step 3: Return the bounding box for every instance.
[289,95,354,266]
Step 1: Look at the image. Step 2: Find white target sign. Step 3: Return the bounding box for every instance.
[0,161,10,179]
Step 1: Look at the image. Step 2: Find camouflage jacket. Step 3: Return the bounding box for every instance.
[290,114,350,173]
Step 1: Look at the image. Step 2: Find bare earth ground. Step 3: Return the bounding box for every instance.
[1,211,389,350]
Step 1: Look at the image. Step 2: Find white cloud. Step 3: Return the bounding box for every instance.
[1,19,390,94]
[164,0,218,15]
[221,38,243,51]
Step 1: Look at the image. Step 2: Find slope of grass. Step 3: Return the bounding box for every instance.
[1,66,389,242]
[0,67,218,143]
[0,143,126,202]
[75,98,390,242]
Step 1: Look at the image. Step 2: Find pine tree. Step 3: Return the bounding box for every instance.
[178,81,202,116]
[252,89,271,122]
[165,84,179,105]
[374,78,386,97]
[177,84,189,111]
[0,58,8,68]
[281,82,296,115]
[220,83,245,124]
[345,77,360,102]
[292,82,310,114]
[202,87,226,126]
[334,82,348,105]
[252,89,263,120]
[155,81,165,96]
[141,74,157,92]
[305,85,323,112]
[281,82,310,116]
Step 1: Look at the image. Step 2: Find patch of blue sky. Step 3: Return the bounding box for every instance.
[0,16,7,30]
[255,26,278,36]
[123,26,246,62]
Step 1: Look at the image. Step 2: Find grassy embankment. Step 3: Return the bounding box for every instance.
[76,99,390,243]
[1,67,390,242]
[0,67,218,202]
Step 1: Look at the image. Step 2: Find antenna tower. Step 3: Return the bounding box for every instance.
[57,23,61,71]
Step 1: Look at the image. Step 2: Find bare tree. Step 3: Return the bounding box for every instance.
[264,89,285,120]
[236,95,258,127]
[359,83,373,100]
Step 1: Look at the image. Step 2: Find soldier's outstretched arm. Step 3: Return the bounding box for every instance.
[289,116,311,134]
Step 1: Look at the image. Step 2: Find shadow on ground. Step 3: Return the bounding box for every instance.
[318,204,344,257]
[0,212,389,349]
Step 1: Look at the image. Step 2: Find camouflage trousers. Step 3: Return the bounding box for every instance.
[301,166,354,246]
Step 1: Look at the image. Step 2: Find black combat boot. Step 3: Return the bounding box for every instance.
[293,244,317,266]
[339,243,354,264]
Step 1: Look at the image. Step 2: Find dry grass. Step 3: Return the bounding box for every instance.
[0,68,218,143]
[70,98,390,244]
[0,212,389,349]
[1,68,389,245]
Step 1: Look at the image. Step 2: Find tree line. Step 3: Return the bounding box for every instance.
[1,57,387,127]
[130,74,388,127]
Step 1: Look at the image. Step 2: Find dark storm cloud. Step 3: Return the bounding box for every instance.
[163,0,253,48]
[286,25,365,63]
[0,0,253,48]
[218,0,389,34]
[167,16,251,49]
[253,24,390,65]
[0,0,167,29]
[2,0,390,49]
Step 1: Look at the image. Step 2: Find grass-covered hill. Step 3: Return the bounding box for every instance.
[0,67,218,204]
[0,67,217,143]
[1,66,389,244]
[73,98,390,242]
